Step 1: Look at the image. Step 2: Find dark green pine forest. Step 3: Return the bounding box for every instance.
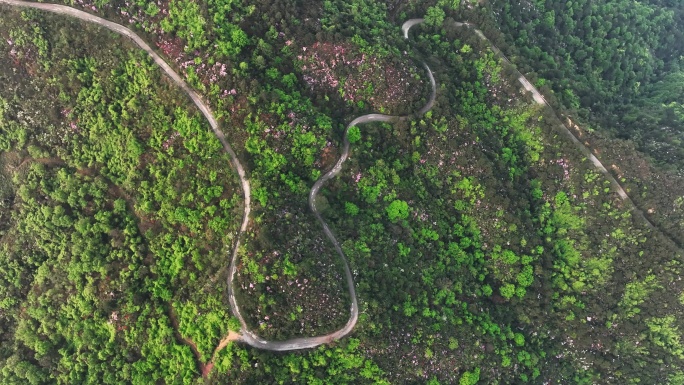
[0,0,683,384]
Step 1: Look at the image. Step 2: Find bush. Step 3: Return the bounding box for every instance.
[500,283,516,299]
[459,367,480,385]
[386,199,409,222]
[227,317,241,332]
[345,202,360,216]
[347,126,362,143]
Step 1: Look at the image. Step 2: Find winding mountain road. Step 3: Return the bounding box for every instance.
[232,20,437,351]
[3,0,663,355]
[0,0,436,352]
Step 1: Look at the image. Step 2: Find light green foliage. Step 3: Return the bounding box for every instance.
[454,176,485,206]
[8,21,50,69]
[459,367,481,385]
[345,202,360,216]
[281,73,297,89]
[214,344,235,373]
[227,317,241,333]
[499,283,516,299]
[243,89,330,189]
[175,297,229,362]
[386,199,409,222]
[281,255,298,278]
[253,187,268,206]
[548,191,584,235]
[500,109,543,164]
[514,333,525,346]
[448,337,459,350]
[149,234,192,283]
[646,316,684,359]
[0,98,28,151]
[129,306,199,383]
[0,20,245,382]
[669,371,684,385]
[424,6,446,27]
[270,339,389,383]
[209,0,250,57]
[516,265,534,287]
[358,159,397,203]
[292,131,318,166]
[398,242,411,257]
[487,245,534,299]
[0,96,6,125]
[143,2,160,16]
[537,190,602,300]
[161,0,208,50]
[436,0,460,10]
[66,54,154,186]
[173,107,222,155]
[481,284,493,296]
[347,126,362,143]
[619,275,662,318]
[1,158,200,383]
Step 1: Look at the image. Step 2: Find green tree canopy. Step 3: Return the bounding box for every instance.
[386,199,409,222]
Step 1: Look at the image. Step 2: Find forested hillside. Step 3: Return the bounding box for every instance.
[1,0,683,384]
[484,0,684,167]
[469,0,684,246]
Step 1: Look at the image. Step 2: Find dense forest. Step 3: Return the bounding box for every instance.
[484,0,684,167]
[0,0,683,384]
[471,0,684,246]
